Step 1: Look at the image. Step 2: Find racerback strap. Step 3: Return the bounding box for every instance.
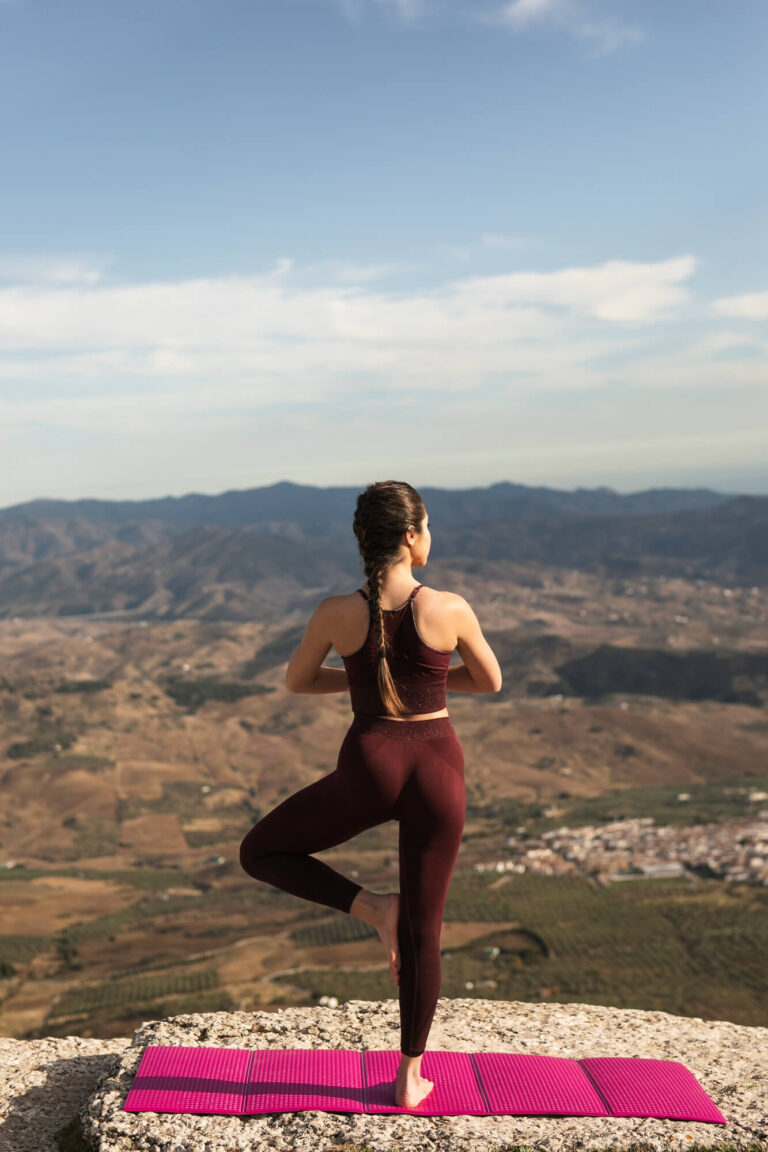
[357,584,422,607]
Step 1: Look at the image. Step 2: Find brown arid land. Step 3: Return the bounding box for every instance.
[1,567,767,1050]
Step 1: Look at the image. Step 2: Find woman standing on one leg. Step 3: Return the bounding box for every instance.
[239,480,502,1108]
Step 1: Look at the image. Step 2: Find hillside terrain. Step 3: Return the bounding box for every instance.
[0,480,766,1046]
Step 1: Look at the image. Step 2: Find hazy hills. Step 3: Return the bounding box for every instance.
[0,480,764,621]
[1,480,767,1041]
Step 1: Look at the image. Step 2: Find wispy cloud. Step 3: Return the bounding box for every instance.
[286,257,408,285]
[444,255,696,323]
[330,0,644,49]
[480,233,531,253]
[0,254,108,286]
[493,0,562,29]
[438,232,534,262]
[334,0,424,21]
[2,249,763,447]
[0,251,765,496]
[571,16,645,57]
[0,251,695,353]
[376,0,424,18]
[711,290,768,321]
[485,0,645,56]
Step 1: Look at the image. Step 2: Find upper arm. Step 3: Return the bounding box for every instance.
[452,594,503,692]
[284,598,334,692]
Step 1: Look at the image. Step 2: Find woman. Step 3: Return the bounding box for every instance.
[239,479,502,1108]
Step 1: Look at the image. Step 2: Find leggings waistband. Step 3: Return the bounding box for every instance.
[350,714,455,740]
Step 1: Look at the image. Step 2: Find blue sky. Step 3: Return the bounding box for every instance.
[1,0,767,505]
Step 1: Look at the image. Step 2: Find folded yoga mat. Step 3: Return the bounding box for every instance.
[123,1045,727,1123]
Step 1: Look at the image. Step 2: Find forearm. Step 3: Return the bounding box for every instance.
[292,663,485,697]
[292,666,350,695]
[446,663,487,693]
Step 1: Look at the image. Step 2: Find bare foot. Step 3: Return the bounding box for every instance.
[349,889,401,986]
[377,891,401,987]
[395,1061,435,1108]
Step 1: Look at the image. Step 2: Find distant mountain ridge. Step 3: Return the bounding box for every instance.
[0,480,764,620]
[0,478,737,531]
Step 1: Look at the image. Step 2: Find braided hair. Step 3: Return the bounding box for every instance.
[352,480,426,719]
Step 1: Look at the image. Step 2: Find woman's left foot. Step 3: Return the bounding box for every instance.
[379,891,401,986]
[350,889,401,986]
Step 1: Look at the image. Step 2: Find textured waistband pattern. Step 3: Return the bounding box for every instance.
[350,714,455,740]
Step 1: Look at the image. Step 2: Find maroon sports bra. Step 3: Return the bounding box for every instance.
[341,584,454,716]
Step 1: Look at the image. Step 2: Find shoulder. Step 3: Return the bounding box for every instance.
[317,591,364,617]
[417,586,465,615]
[420,587,478,630]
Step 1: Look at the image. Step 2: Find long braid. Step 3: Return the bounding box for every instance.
[366,551,408,716]
[363,552,387,662]
[353,481,424,718]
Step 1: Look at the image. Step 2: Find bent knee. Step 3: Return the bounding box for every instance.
[239,825,269,871]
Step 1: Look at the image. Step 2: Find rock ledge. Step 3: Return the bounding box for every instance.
[1,999,766,1152]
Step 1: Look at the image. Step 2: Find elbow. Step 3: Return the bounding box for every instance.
[285,672,314,694]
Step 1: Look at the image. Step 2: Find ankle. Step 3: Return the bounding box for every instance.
[349,888,380,922]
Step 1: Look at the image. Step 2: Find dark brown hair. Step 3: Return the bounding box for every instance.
[352,480,426,718]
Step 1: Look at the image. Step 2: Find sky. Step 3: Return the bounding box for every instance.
[1,0,767,507]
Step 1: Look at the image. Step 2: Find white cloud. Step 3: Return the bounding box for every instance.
[0,250,726,442]
[486,0,645,55]
[1,251,766,498]
[328,0,645,51]
[683,328,768,357]
[494,0,563,29]
[438,233,536,262]
[376,0,423,17]
[0,252,694,353]
[480,233,531,253]
[289,258,407,284]
[571,16,645,56]
[444,256,695,323]
[0,254,108,286]
[334,0,423,19]
[711,291,768,321]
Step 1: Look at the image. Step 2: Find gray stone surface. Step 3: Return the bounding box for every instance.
[0,1033,131,1152]
[1,999,766,1151]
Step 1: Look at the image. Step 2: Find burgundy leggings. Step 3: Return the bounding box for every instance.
[238,713,465,1057]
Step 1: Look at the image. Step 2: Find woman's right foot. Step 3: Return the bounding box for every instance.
[395,1061,435,1108]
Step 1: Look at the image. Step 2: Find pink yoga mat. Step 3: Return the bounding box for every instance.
[123,1045,727,1123]
[580,1056,725,1123]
